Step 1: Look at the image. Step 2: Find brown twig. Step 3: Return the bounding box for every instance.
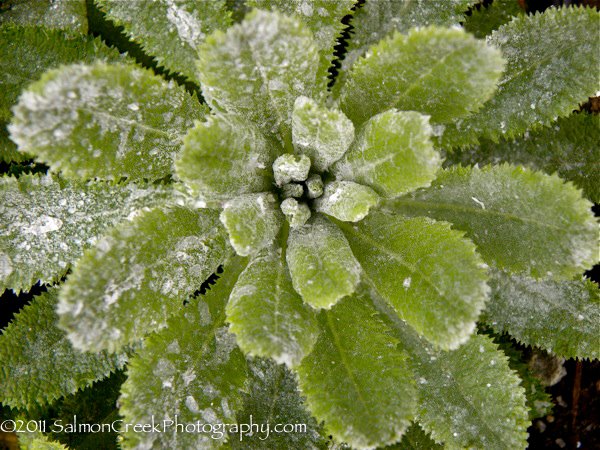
[570,360,583,447]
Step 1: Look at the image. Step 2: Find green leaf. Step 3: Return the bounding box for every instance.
[227,245,319,367]
[341,0,474,82]
[338,212,488,350]
[447,113,600,203]
[314,180,379,222]
[176,115,276,203]
[57,206,231,353]
[231,358,327,449]
[332,110,440,199]
[0,0,87,33]
[247,0,355,83]
[198,9,322,144]
[220,193,283,256]
[0,289,126,409]
[0,174,170,294]
[19,433,70,450]
[291,96,355,172]
[286,214,361,309]
[296,292,417,449]
[0,24,123,122]
[386,423,443,450]
[464,0,524,39]
[483,271,600,360]
[442,6,600,148]
[339,25,504,125]
[119,258,248,450]
[374,297,530,450]
[387,165,597,278]
[10,62,206,181]
[0,122,29,163]
[97,0,231,84]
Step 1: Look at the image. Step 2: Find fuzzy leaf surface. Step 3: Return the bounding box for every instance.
[0,122,27,163]
[0,289,126,409]
[296,293,417,449]
[315,180,379,222]
[227,245,319,367]
[176,116,275,203]
[387,424,443,450]
[0,0,87,33]
[340,26,504,125]
[447,113,600,203]
[230,358,327,448]
[0,174,170,294]
[220,193,283,256]
[286,214,361,309]
[332,110,439,198]
[339,212,488,349]
[97,0,231,83]
[484,271,600,359]
[387,165,597,278]
[341,0,474,80]
[198,10,322,143]
[373,297,530,450]
[10,62,205,181]
[442,6,600,147]
[0,24,123,121]
[464,0,524,38]
[58,206,231,353]
[119,259,247,450]
[247,0,355,82]
[291,96,354,172]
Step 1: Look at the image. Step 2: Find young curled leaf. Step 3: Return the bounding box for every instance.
[332,110,440,199]
[314,180,379,222]
[286,214,361,309]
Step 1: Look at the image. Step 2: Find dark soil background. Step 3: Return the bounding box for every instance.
[1,0,599,449]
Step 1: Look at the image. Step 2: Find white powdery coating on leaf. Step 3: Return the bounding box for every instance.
[0,252,13,279]
[165,0,205,49]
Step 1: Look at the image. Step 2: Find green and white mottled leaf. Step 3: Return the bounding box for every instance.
[338,212,488,350]
[373,296,530,450]
[291,96,355,172]
[227,245,319,367]
[331,110,440,199]
[340,0,474,80]
[247,0,355,82]
[387,165,597,278]
[0,24,123,122]
[442,6,600,148]
[97,0,231,83]
[484,271,600,360]
[220,193,283,256]
[0,289,127,409]
[296,293,417,449]
[286,214,361,309]
[58,206,231,353]
[280,198,311,229]
[314,180,379,222]
[0,174,170,294]
[447,113,600,203]
[0,0,87,33]
[339,26,504,125]
[198,10,322,144]
[464,0,524,38]
[119,258,247,450]
[176,115,275,203]
[230,357,326,449]
[10,62,206,181]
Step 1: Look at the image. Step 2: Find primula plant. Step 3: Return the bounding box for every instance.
[1,0,599,449]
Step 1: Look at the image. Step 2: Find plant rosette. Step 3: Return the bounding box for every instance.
[1,2,599,449]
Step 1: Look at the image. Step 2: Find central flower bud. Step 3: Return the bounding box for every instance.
[272,153,324,227]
